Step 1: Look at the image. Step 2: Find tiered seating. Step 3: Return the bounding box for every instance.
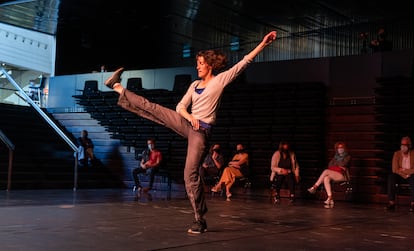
[73,81,327,193]
[206,82,327,192]
[0,104,127,190]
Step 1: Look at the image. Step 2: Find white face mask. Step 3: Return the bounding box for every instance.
[148,144,153,150]
[337,148,345,154]
[401,145,409,152]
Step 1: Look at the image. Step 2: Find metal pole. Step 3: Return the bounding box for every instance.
[7,149,13,191]
[74,152,78,191]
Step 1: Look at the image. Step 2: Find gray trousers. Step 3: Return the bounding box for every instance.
[118,89,208,221]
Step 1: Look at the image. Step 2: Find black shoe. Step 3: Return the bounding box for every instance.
[273,195,281,204]
[104,67,124,89]
[289,195,295,205]
[187,219,207,234]
[385,203,395,211]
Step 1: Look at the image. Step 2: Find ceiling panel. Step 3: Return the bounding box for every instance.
[0,0,412,74]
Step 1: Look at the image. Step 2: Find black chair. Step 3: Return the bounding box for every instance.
[236,166,252,193]
[153,164,172,192]
[82,80,99,96]
[211,165,252,198]
[73,80,100,100]
[172,74,192,94]
[72,80,98,96]
[394,182,411,206]
[126,77,143,92]
[318,174,353,202]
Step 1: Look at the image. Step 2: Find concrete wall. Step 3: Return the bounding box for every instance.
[47,66,197,110]
[47,48,414,110]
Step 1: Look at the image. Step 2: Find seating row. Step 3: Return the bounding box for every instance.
[73,81,327,190]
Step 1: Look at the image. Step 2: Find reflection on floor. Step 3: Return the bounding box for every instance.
[0,188,413,251]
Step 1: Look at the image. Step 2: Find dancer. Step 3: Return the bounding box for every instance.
[104,31,277,234]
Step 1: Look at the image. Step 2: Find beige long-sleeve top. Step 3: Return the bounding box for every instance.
[176,56,252,125]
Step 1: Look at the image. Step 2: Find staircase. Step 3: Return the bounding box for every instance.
[0,103,128,190]
[0,103,74,189]
[52,112,132,188]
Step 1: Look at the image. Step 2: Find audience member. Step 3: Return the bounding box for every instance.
[211,143,249,201]
[76,129,96,167]
[28,79,39,100]
[132,138,163,193]
[307,141,351,206]
[269,141,300,204]
[359,31,369,54]
[100,65,107,72]
[385,136,414,212]
[370,27,392,52]
[200,143,225,186]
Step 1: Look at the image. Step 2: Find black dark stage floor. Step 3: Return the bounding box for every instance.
[0,188,412,251]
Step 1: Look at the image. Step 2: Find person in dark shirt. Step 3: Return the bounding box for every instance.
[76,130,95,167]
[370,28,392,52]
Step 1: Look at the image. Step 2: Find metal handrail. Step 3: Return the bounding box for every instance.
[0,67,80,190]
[0,129,14,191]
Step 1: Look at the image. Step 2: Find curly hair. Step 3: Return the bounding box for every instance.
[196,50,227,72]
[334,141,347,151]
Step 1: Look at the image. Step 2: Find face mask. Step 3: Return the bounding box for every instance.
[236,149,244,154]
[401,145,409,152]
[337,148,345,154]
[148,144,153,150]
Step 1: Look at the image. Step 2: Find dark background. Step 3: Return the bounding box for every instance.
[55,0,169,74]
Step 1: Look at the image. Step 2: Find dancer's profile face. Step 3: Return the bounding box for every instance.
[196,56,212,79]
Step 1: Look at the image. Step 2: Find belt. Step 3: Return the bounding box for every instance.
[199,120,212,130]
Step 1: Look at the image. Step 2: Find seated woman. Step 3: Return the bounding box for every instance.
[199,143,225,187]
[307,141,351,206]
[211,143,249,200]
[269,141,300,204]
[76,129,96,167]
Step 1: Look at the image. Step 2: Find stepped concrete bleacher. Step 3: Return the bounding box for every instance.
[0,103,74,189]
[67,76,414,204]
[5,76,405,204]
[0,103,127,190]
[0,104,74,189]
[72,81,327,199]
[5,75,412,204]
